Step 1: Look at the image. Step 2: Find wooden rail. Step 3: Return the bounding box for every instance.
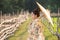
[51,13,60,17]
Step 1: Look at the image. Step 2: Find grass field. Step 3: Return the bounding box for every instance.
[7,17,59,40]
[7,18,31,40]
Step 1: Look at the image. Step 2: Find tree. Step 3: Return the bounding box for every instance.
[0,0,60,13]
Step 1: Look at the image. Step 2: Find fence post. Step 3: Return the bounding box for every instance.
[1,11,2,24]
[57,8,60,40]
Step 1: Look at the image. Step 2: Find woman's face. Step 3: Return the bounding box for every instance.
[31,13,37,20]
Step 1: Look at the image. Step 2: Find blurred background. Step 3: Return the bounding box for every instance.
[0,0,60,14]
[0,0,60,40]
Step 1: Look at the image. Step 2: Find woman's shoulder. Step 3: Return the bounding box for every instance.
[35,18,44,27]
[35,18,41,24]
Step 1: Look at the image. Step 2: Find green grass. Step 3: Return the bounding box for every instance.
[7,17,59,40]
[43,17,58,40]
[7,18,31,40]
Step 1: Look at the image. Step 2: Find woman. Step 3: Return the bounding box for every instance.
[28,8,45,40]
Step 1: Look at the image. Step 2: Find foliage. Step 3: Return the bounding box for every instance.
[0,0,60,13]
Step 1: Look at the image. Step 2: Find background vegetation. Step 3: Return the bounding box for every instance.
[7,17,59,40]
[0,0,60,13]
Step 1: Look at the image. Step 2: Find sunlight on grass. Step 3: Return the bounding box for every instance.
[7,17,58,40]
[8,18,31,40]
